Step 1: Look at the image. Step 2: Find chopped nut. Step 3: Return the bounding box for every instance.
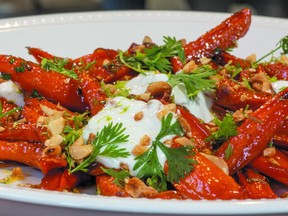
[174,137,195,147]
[145,81,171,97]
[142,35,152,44]
[157,103,176,119]
[125,177,158,198]
[44,134,63,147]
[37,116,48,126]
[183,60,198,73]
[47,117,66,136]
[136,93,151,102]
[240,94,248,102]
[102,59,110,66]
[40,105,62,117]
[199,57,211,65]
[139,135,151,146]
[245,53,257,64]
[132,145,148,156]
[201,153,229,175]
[251,72,274,94]
[263,147,276,158]
[0,126,5,132]
[69,137,93,160]
[279,55,288,65]
[178,116,192,138]
[134,111,144,121]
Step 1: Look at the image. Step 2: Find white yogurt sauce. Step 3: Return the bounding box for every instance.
[0,80,24,107]
[126,72,213,122]
[82,96,172,176]
[271,80,288,93]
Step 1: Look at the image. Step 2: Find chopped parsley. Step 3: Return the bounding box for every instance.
[70,122,130,173]
[119,36,186,74]
[133,113,196,191]
[168,65,217,99]
[101,167,130,188]
[41,58,78,80]
[206,113,238,144]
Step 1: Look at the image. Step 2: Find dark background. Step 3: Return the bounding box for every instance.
[0,0,287,19]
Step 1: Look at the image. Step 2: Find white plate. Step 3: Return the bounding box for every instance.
[0,10,287,216]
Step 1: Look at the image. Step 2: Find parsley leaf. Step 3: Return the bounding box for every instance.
[70,122,130,173]
[101,167,130,188]
[168,65,216,99]
[119,36,186,74]
[134,113,196,191]
[206,113,238,144]
[41,58,78,80]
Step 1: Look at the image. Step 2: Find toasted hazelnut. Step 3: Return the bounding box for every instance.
[132,145,148,156]
[183,60,198,73]
[245,53,257,64]
[125,177,158,198]
[136,93,151,102]
[178,116,192,138]
[157,103,176,119]
[47,117,65,136]
[69,137,93,160]
[139,135,151,146]
[134,111,144,121]
[263,147,276,158]
[142,35,152,44]
[174,137,195,147]
[201,153,229,175]
[44,134,63,147]
[145,81,171,97]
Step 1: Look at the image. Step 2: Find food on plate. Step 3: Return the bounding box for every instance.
[0,8,287,200]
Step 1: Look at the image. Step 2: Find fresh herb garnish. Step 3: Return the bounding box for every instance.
[0,101,21,119]
[70,122,130,173]
[134,113,196,191]
[206,113,238,144]
[41,58,78,80]
[254,35,288,65]
[225,143,234,160]
[168,65,216,99]
[31,89,43,100]
[0,73,11,80]
[119,36,186,74]
[101,167,130,188]
[101,80,130,98]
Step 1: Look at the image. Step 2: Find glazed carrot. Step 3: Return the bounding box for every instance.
[237,168,277,199]
[27,47,59,64]
[215,88,288,175]
[21,98,77,125]
[0,97,20,126]
[213,50,251,69]
[0,55,86,112]
[258,63,288,80]
[79,72,107,116]
[250,148,288,185]
[184,8,252,61]
[215,78,272,111]
[0,123,48,142]
[177,106,211,150]
[173,152,246,200]
[0,140,67,174]
[96,174,129,197]
[150,190,185,200]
